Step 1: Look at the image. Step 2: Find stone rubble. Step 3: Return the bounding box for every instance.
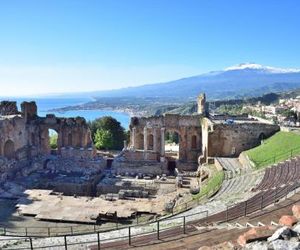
[241,203,300,250]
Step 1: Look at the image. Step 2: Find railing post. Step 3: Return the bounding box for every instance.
[64,235,67,250]
[25,227,28,237]
[261,195,264,210]
[3,227,6,236]
[244,201,247,216]
[183,216,186,234]
[97,231,100,250]
[226,206,228,222]
[157,221,160,240]
[48,227,50,237]
[128,226,131,246]
[29,237,33,250]
[70,226,73,235]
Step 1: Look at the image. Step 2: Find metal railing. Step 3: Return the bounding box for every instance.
[254,146,300,168]
[0,173,224,239]
[2,183,299,249]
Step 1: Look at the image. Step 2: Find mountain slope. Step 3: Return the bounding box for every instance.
[90,63,300,100]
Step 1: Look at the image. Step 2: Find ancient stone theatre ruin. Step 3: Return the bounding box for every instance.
[124,93,280,171]
[0,101,94,160]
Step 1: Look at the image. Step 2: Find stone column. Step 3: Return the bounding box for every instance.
[179,127,187,161]
[132,128,136,149]
[153,128,157,152]
[144,127,148,151]
[161,127,165,156]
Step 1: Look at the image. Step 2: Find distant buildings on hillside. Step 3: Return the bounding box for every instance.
[243,96,300,127]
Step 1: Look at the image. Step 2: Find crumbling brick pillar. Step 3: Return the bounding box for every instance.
[143,127,148,151]
[160,127,165,156]
[179,127,187,161]
[153,128,157,152]
[131,127,136,149]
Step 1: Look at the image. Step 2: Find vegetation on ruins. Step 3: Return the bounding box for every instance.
[165,131,179,144]
[246,131,300,168]
[193,166,224,200]
[89,116,126,150]
[49,134,58,149]
[94,129,114,150]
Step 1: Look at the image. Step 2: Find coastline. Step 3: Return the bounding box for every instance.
[48,107,147,118]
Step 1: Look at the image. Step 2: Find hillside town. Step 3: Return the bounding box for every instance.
[243,96,300,127]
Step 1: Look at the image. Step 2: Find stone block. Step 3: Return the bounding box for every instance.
[292,204,300,219]
[279,215,298,227]
[237,226,276,246]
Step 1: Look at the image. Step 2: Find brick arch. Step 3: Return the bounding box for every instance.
[259,132,266,141]
[165,129,181,143]
[148,134,154,150]
[4,139,15,159]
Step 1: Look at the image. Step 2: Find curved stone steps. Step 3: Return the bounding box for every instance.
[212,172,261,203]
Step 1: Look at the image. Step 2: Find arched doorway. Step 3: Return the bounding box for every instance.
[259,133,266,141]
[191,135,197,149]
[4,140,15,159]
[48,129,58,154]
[165,131,180,158]
[148,134,154,150]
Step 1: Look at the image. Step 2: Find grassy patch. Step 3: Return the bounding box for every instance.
[246,131,300,169]
[193,166,224,200]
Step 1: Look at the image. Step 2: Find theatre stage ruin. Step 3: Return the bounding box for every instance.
[120,94,279,171]
[0,95,279,225]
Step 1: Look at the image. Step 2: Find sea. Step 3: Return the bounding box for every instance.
[11,97,131,129]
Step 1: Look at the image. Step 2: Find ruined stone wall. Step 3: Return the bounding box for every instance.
[0,101,95,160]
[112,154,167,174]
[122,150,160,161]
[38,115,94,156]
[60,147,95,159]
[0,101,19,116]
[197,93,208,116]
[129,113,202,163]
[202,118,280,158]
[0,116,31,160]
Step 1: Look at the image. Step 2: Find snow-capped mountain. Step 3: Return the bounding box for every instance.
[225,63,300,74]
[80,63,300,100]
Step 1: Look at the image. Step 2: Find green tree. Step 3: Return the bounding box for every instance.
[49,134,58,149]
[165,131,179,144]
[89,116,126,150]
[94,129,114,150]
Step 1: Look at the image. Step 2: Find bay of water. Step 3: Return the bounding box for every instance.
[12,97,130,129]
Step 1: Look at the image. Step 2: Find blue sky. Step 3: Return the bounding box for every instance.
[0,0,299,96]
